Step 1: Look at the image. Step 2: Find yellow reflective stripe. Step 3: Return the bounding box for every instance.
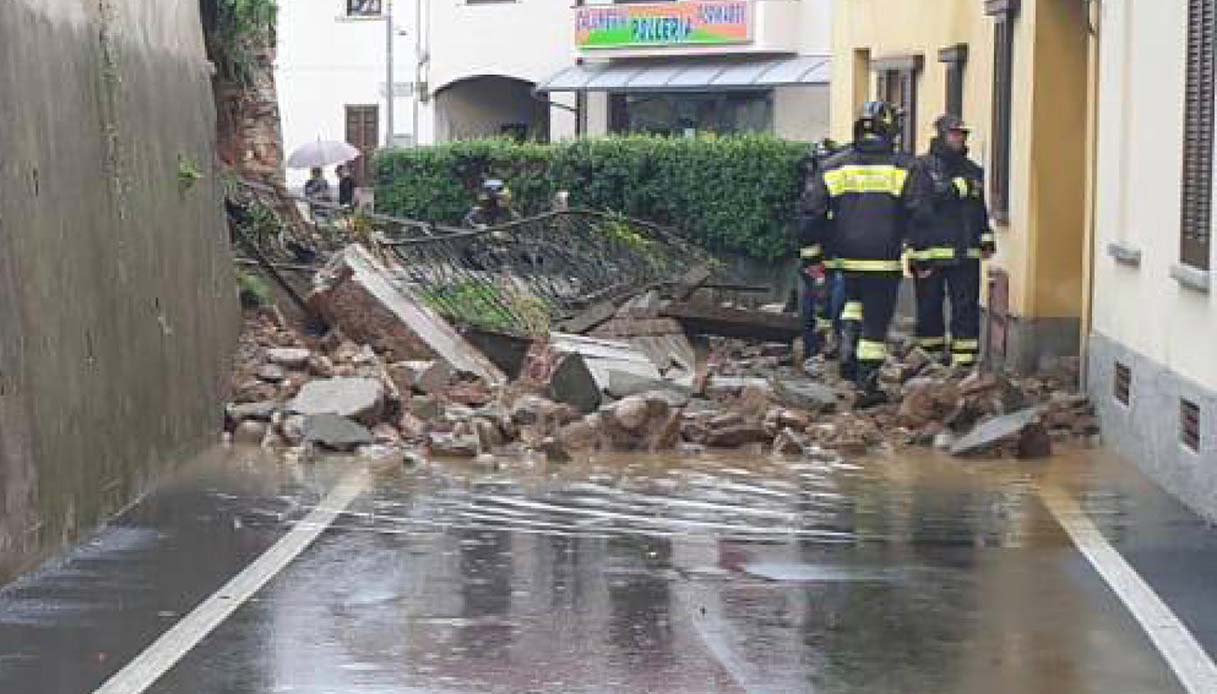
[824,165,908,197]
[816,318,834,330]
[953,177,970,197]
[837,259,903,272]
[841,301,863,321]
[800,245,823,259]
[917,337,947,348]
[980,233,995,244]
[952,339,980,351]
[823,258,841,270]
[857,339,888,362]
[909,247,983,261]
[952,353,977,366]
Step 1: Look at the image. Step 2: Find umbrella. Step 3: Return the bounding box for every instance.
[287,139,362,169]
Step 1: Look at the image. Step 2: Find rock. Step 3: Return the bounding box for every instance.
[537,437,573,463]
[308,246,506,384]
[280,415,306,445]
[612,396,652,431]
[557,416,601,455]
[509,396,565,428]
[288,377,386,426]
[605,370,692,405]
[772,428,811,456]
[398,412,430,441]
[415,361,455,395]
[1016,423,1053,459]
[409,395,442,420]
[233,420,269,446]
[428,432,479,458]
[900,348,933,382]
[1072,415,1101,436]
[447,380,494,407]
[677,442,707,455]
[734,383,773,419]
[357,444,406,467]
[778,409,813,430]
[899,378,962,427]
[234,381,279,404]
[473,417,505,450]
[255,364,287,383]
[759,342,792,358]
[932,430,956,451]
[707,423,770,449]
[303,414,374,451]
[600,395,681,452]
[307,355,336,378]
[704,376,770,400]
[950,408,1042,456]
[709,411,744,429]
[372,423,402,445]
[227,400,278,424]
[266,347,312,369]
[772,379,839,413]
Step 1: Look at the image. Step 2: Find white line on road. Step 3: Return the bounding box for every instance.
[92,469,369,694]
[1041,486,1217,694]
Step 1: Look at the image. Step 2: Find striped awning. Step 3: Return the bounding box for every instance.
[537,55,831,93]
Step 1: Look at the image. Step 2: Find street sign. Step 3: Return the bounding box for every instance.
[380,81,415,98]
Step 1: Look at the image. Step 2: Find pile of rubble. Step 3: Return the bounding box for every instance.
[226,245,1100,465]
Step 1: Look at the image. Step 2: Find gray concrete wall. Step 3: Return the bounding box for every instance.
[0,0,238,582]
[1088,332,1217,523]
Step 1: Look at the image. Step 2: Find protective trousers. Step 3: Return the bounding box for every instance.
[800,271,846,358]
[913,260,981,367]
[841,273,901,386]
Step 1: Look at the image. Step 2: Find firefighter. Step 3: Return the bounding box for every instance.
[803,101,914,407]
[462,179,521,229]
[907,114,995,370]
[796,138,843,374]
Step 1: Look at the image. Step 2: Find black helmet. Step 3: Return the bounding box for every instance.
[478,178,509,205]
[855,101,898,140]
[934,114,970,139]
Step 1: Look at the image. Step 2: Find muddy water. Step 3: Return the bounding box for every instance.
[140,448,1184,694]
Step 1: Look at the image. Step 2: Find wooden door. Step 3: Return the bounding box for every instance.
[344,105,379,187]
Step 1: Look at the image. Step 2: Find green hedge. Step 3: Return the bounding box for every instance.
[374,135,809,260]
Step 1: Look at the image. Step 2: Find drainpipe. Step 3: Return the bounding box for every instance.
[1080,0,1102,390]
[386,0,395,147]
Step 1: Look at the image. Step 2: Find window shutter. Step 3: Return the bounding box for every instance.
[1181,0,1216,270]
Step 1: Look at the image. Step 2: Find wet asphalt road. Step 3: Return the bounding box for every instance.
[1,446,1216,694]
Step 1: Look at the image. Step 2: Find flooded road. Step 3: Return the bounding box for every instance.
[2,446,1216,694]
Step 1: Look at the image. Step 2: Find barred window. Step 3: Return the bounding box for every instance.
[347,0,383,17]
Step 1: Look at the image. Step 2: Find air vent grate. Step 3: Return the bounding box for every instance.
[1114,362,1131,406]
[1182,399,1202,452]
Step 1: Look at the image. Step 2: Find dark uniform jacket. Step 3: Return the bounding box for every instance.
[798,136,915,273]
[906,138,995,268]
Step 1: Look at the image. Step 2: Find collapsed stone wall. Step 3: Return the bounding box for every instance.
[0,0,238,581]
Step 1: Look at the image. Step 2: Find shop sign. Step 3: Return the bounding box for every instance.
[576,1,753,50]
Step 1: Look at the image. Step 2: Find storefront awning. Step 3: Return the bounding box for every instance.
[537,55,831,93]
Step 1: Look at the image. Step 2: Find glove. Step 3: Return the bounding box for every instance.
[933,177,962,201]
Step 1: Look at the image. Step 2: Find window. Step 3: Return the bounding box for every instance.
[939,44,968,119]
[1182,398,1201,452]
[1114,362,1131,406]
[987,0,1018,223]
[1181,0,1215,270]
[872,56,922,154]
[346,0,383,16]
[609,91,773,136]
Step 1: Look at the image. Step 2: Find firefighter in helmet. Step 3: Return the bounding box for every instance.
[463,178,521,229]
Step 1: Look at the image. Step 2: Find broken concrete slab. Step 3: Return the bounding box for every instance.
[428,432,479,458]
[288,377,386,426]
[950,408,1042,456]
[266,347,312,369]
[559,300,619,334]
[256,364,287,383]
[661,302,800,342]
[226,400,278,424]
[772,379,839,414]
[303,414,374,451]
[309,245,505,385]
[606,370,692,404]
[521,333,663,414]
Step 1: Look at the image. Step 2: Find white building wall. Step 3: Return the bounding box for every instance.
[276,0,416,188]
[1091,0,1216,388]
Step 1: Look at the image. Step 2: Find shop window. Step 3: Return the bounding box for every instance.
[346,0,383,17]
[1181,0,1215,270]
[939,44,968,119]
[610,91,773,136]
[987,0,1019,223]
[872,56,922,154]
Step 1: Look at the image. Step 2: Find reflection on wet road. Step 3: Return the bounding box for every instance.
[3,447,1216,693]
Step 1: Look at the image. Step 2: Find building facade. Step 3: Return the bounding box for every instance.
[276,0,417,189]
[1088,0,1217,520]
[418,0,833,143]
[830,0,1091,373]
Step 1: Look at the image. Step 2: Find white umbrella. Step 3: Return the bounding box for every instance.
[287,139,362,169]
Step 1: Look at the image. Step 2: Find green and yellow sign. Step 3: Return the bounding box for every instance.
[575,0,753,50]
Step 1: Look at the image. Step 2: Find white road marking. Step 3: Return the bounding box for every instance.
[1041,485,1217,694]
[92,470,369,694]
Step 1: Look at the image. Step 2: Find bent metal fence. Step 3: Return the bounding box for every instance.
[383,210,712,336]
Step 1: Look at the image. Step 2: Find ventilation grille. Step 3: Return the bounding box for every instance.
[1114,362,1131,406]
[1182,399,1202,452]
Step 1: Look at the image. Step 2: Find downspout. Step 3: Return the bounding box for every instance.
[1079,0,1101,390]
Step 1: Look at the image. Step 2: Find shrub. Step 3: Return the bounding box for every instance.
[374,135,809,260]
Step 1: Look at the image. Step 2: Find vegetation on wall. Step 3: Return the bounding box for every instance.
[200,0,278,85]
[374,135,811,260]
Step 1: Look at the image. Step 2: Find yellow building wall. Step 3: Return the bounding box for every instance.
[830,0,1088,323]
